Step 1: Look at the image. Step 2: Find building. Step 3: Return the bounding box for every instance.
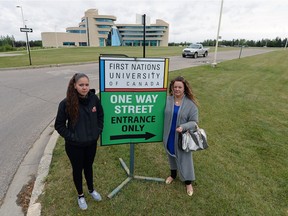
[41,9,169,47]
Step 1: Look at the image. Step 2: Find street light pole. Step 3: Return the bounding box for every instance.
[16,5,29,54]
[212,0,224,67]
[142,14,146,58]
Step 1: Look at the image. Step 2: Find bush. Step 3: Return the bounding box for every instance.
[0,44,16,52]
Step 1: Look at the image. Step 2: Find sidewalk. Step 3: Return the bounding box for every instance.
[26,130,59,216]
[0,122,58,216]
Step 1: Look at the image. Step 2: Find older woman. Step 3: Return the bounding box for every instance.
[163,76,199,196]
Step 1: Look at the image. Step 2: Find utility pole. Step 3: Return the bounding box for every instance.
[16,5,29,54]
[142,14,146,58]
[212,0,224,67]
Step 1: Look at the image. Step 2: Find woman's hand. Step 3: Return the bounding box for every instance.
[176,126,183,133]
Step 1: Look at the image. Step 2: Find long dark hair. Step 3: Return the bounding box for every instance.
[169,76,198,106]
[66,73,89,125]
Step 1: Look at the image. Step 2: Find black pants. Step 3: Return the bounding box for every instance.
[171,169,192,185]
[65,143,97,195]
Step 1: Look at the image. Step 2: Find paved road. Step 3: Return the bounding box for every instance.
[0,63,100,205]
[0,48,274,212]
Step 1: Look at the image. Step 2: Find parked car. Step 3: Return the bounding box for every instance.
[182,43,209,58]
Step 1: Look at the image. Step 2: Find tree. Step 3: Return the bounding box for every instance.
[0,35,17,51]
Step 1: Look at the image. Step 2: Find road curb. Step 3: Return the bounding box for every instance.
[26,130,59,216]
[0,61,98,71]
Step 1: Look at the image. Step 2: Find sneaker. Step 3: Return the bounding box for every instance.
[78,197,88,210]
[90,190,102,201]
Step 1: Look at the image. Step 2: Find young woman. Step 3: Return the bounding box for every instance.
[163,76,199,196]
[55,73,104,210]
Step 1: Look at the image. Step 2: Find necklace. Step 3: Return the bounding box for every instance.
[174,97,182,105]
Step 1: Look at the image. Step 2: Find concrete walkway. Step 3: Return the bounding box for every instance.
[0,121,57,216]
[26,129,59,216]
[0,53,24,57]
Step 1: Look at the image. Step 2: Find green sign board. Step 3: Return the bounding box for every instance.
[99,57,169,146]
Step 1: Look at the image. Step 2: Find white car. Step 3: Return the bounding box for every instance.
[182,44,209,58]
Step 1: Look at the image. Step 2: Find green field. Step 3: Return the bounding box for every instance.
[0,47,180,68]
[40,50,287,215]
[0,46,241,68]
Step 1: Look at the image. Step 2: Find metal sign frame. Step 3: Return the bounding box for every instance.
[99,56,169,198]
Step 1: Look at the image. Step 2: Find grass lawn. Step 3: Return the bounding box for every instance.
[0,46,240,68]
[0,46,183,68]
[40,50,288,215]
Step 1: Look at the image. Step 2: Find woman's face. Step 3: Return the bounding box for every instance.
[74,77,90,97]
[173,81,185,97]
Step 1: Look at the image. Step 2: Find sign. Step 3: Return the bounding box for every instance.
[20,28,33,33]
[99,57,169,146]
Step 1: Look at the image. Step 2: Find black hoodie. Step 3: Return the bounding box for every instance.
[55,89,104,147]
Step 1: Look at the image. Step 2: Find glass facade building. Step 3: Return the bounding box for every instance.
[41,9,169,47]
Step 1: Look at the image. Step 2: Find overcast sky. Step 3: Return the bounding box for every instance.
[0,0,287,43]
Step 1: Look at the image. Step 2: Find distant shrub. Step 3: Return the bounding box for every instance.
[0,44,16,52]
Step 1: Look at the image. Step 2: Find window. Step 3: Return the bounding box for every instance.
[123,40,133,46]
[98,31,109,34]
[97,25,111,29]
[124,35,143,38]
[66,30,86,34]
[99,38,105,47]
[150,41,158,46]
[95,18,113,22]
[63,42,75,46]
[79,42,87,46]
[118,26,143,29]
[133,40,141,46]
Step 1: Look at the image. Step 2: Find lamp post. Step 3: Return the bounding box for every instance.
[16,5,29,54]
[55,25,59,48]
[142,14,146,58]
[212,0,224,67]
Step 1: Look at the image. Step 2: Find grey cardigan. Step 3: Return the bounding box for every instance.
[163,95,198,181]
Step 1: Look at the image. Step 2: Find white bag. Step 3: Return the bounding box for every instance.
[180,125,208,152]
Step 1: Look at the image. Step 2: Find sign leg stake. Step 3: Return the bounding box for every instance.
[107,144,165,199]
